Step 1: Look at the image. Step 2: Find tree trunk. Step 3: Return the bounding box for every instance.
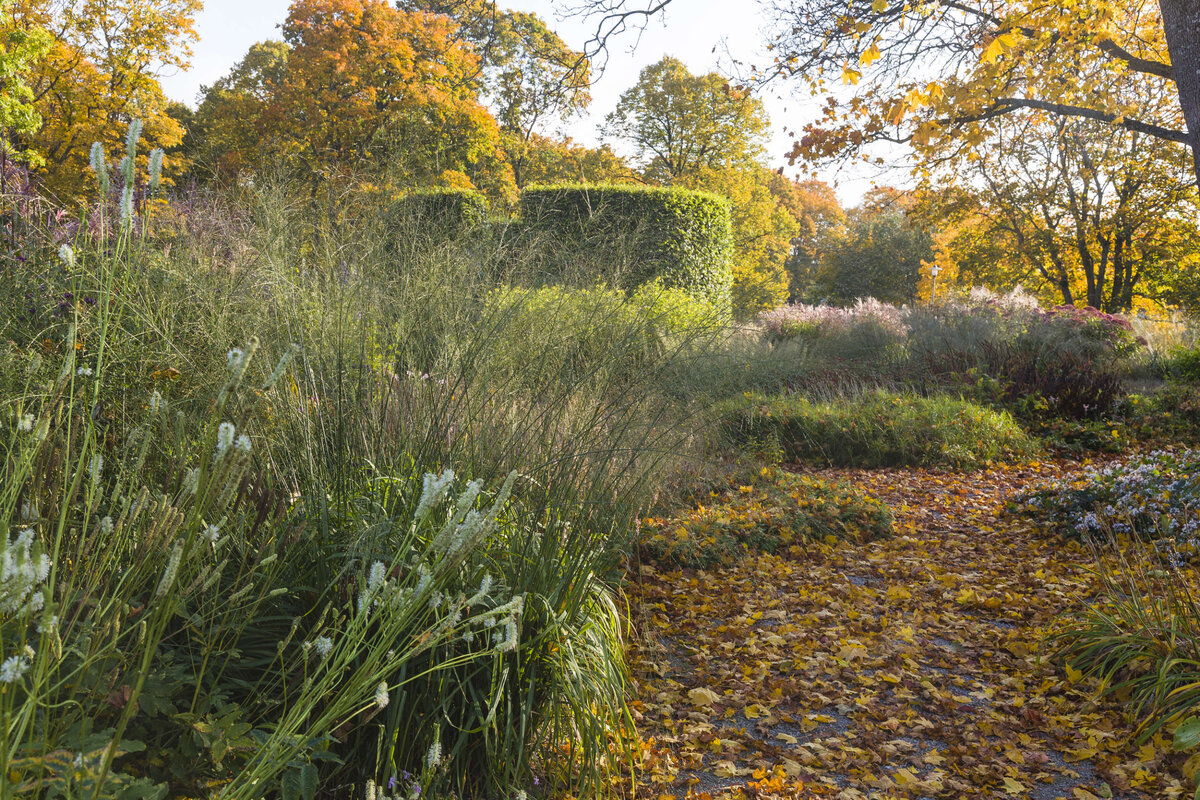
[1160,0,1200,186]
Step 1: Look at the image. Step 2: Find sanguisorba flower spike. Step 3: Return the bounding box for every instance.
[89,141,109,196]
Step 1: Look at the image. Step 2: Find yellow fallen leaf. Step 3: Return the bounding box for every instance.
[688,687,721,707]
[886,585,912,602]
[1073,789,1101,800]
[1002,776,1025,794]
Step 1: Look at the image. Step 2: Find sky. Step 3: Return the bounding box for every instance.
[158,0,893,204]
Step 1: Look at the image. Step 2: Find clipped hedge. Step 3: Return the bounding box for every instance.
[387,188,489,237]
[519,184,734,311]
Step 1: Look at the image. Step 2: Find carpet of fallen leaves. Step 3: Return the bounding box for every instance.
[624,459,1190,800]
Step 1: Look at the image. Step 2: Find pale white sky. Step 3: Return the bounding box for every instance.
[159,0,893,204]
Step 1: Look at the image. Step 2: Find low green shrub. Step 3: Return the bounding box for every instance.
[721,390,1040,469]
[1168,344,1200,383]
[640,467,893,569]
[481,282,724,392]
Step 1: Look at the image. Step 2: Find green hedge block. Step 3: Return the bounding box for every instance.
[519,184,733,310]
[388,188,489,236]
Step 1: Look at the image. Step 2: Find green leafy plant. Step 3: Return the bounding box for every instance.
[720,390,1040,469]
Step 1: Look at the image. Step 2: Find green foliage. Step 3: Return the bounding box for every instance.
[1020,449,1200,543]
[519,183,734,310]
[1052,544,1200,759]
[603,56,768,183]
[387,188,489,238]
[721,390,1040,469]
[0,10,51,163]
[821,210,932,305]
[1168,344,1200,383]
[481,281,724,392]
[640,466,893,569]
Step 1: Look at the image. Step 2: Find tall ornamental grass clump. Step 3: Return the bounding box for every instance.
[755,288,1142,419]
[0,123,707,799]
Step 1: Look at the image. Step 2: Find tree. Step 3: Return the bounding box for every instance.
[820,198,933,305]
[194,0,511,198]
[512,133,633,186]
[3,0,199,201]
[0,3,50,163]
[190,40,290,178]
[570,0,1200,186]
[604,56,768,183]
[266,0,490,167]
[772,178,846,301]
[908,93,1200,311]
[399,1,593,188]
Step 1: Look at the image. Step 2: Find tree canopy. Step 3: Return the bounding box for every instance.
[3,0,199,201]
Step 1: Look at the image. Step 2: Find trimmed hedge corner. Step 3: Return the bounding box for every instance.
[519,184,733,311]
[388,188,489,236]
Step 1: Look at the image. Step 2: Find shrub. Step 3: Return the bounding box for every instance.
[1169,344,1200,383]
[640,467,893,568]
[721,390,1040,469]
[519,184,734,311]
[906,291,1135,419]
[1019,449,1200,544]
[481,282,724,392]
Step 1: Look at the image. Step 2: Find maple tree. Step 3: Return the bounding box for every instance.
[2,0,199,201]
[574,0,1200,185]
[759,0,1200,185]
[213,0,507,195]
[270,1,499,179]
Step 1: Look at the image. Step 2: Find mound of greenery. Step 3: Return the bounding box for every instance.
[722,390,1040,469]
[640,467,893,569]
